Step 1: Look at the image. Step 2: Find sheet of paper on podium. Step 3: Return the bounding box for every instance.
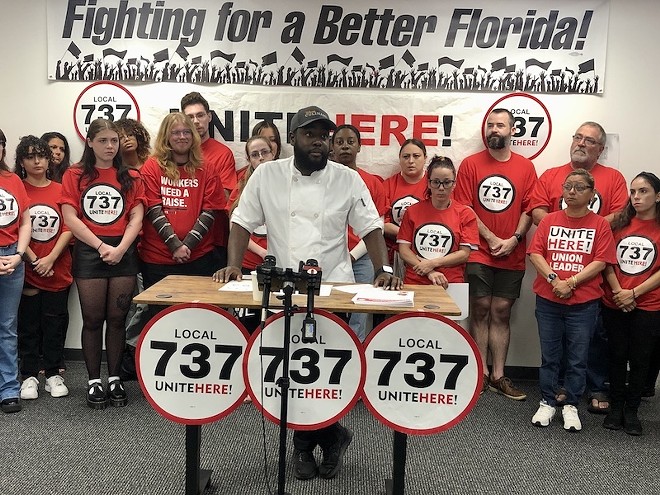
[351,288,414,307]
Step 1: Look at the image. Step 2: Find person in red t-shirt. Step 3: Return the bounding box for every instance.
[528,122,627,414]
[140,112,226,288]
[601,172,660,435]
[383,139,428,273]
[398,156,479,287]
[61,119,145,410]
[454,108,537,400]
[15,136,73,401]
[115,118,151,171]
[252,120,283,160]
[332,124,389,341]
[40,132,71,183]
[0,128,31,414]
[528,169,616,432]
[181,92,236,268]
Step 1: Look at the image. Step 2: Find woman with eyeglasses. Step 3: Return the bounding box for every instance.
[383,139,428,275]
[60,119,145,409]
[397,156,478,288]
[228,135,274,274]
[0,128,31,413]
[139,112,225,292]
[601,172,660,435]
[528,168,616,432]
[251,120,282,160]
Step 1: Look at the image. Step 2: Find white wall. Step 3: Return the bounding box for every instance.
[1,1,658,366]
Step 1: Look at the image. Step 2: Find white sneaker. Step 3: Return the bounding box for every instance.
[562,405,582,432]
[45,375,69,398]
[20,376,39,400]
[532,400,555,427]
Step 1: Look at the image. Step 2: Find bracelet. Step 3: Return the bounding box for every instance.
[632,288,637,299]
[570,275,578,290]
[96,241,104,251]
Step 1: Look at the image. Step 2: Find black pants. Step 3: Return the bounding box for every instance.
[18,288,70,378]
[293,423,343,452]
[602,306,660,409]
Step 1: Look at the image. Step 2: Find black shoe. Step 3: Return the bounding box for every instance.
[1,397,21,414]
[641,386,655,398]
[319,426,353,479]
[603,407,624,430]
[87,382,108,410]
[108,379,128,407]
[293,450,317,480]
[119,346,138,382]
[623,408,642,436]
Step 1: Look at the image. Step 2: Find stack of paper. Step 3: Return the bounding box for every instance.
[351,288,414,307]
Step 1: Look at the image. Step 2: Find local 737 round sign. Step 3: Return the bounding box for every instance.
[73,80,140,141]
[136,303,249,425]
[482,92,552,160]
[244,310,365,430]
[363,313,482,435]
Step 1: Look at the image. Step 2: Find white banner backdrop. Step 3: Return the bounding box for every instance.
[48,0,609,94]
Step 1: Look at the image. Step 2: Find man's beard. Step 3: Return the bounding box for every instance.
[294,146,328,173]
[487,134,506,150]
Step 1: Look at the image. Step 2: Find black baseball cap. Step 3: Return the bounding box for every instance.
[290,106,337,132]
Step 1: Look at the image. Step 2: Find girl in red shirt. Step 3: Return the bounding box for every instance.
[0,128,31,413]
[602,172,660,435]
[15,136,73,401]
[398,156,479,287]
[61,119,145,410]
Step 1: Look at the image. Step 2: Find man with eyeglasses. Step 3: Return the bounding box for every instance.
[454,108,538,401]
[181,92,237,268]
[528,121,628,415]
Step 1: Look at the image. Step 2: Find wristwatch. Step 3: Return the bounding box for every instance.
[15,251,24,260]
[375,265,394,277]
[513,232,523,243]
[546,273,557,284]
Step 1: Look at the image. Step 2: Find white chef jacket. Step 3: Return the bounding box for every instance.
[232,157,383,282]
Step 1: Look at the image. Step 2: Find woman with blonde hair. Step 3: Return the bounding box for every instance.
[139,112,225,290]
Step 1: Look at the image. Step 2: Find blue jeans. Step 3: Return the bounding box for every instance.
[349,253,374,342]
[0,243,25,401]
[586,309,609,397]
[535,296,600,407]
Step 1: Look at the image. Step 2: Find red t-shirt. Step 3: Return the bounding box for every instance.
[0,171,30,245]
[228,182,267,271]
[382,173,427,259]
[23,181,73,291]
[139,157,225,265]
[203,138,236,251]
[528,210,616,305]
[397,199,479,284]
[454,150,537,270]
[348,168,389,250]
[528,162,628,217]
[60,166,145,237]
[602,217,660,311]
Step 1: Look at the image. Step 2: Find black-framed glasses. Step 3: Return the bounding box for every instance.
[562,182,592,193]
[429,178,455,189]
[572,134,600,147]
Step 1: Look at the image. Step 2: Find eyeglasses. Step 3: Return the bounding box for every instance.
[429,179,456,189]
[249,149,273,159]
[170,129,193,137]
[572,134,600,147]
[562,182,592,193]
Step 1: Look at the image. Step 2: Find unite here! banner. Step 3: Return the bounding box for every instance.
[48,0,609,94]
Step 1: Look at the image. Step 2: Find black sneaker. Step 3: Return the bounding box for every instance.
[1,397,21,414]
[293,450,317,480]
[623,408,642,436]
[108,379,128,407]
[603,407,624,431]
[319,426,353,479]
[87,383,108,410]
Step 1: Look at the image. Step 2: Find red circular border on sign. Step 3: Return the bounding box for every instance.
[243,309,366,431]
[362,312,483,435]
[481,92,552,160]
[72,80,141,141]
[136,303,250,426]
